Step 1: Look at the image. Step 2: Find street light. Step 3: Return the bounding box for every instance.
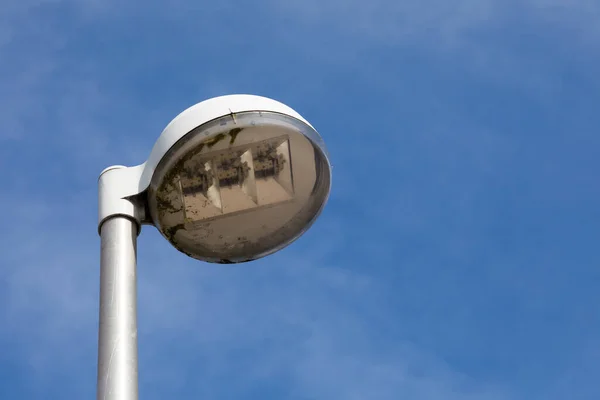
[96,94,332,400]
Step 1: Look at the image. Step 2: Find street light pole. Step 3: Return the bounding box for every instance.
[97,216,140,400]
[96,95,331,399]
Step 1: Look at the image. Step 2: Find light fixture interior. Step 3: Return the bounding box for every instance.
[148,111,331,263]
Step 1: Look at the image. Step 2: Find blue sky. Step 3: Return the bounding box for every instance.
[1,0,599,399]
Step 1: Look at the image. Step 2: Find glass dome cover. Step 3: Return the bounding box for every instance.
[147,111,331,263]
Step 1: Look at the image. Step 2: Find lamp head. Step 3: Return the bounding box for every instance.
[145,96,331,263]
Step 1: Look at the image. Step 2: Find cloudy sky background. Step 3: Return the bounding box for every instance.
[1,0,599,399]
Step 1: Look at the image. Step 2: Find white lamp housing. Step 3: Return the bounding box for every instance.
[98,94,332,263]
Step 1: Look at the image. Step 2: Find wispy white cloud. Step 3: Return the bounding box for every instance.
[269,0,600,95]
[273,0,600,46]
[131,229,515,400]
[273,0,495,48]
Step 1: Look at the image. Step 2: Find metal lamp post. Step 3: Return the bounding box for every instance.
[96,94,332,400]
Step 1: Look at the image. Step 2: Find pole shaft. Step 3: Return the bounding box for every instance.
[97,217,139,400]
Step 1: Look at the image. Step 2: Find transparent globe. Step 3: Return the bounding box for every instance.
[147,111,331,263]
